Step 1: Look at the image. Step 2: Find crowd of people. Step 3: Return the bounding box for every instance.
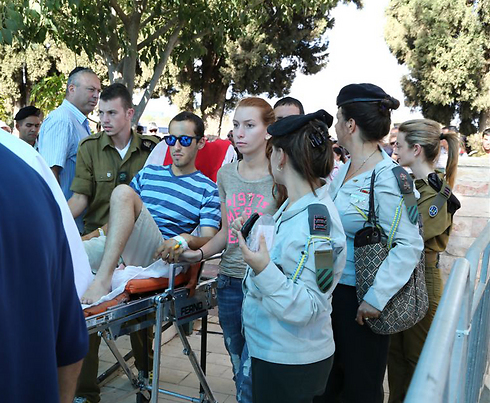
[0,66,470,403]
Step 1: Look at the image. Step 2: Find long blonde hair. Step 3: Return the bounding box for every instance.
[398,119,458,188]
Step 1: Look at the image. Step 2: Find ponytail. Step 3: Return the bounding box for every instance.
[399,119,458,187]
[440,131,459,188]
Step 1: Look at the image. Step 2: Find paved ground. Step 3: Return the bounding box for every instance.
[96,261,390,402]
[98,309,238,403]
[96,310,391,403]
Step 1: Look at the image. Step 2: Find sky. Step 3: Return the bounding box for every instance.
[270,0,423,124]
[140,0,423,129]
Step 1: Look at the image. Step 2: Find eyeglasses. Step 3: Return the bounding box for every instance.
[149,129,158,133]
[163,135,200,147]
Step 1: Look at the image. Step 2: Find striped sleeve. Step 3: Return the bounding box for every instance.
[130,168,144,195]
[39,118,72,169]
[198,181,221,229]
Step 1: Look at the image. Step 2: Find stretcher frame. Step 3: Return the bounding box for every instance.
[85,264,219,403]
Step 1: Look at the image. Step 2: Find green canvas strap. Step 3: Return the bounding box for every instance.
[428,181,451,218]
[392,166,419,225]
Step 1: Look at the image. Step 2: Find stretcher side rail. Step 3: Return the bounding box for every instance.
[85,279,217,336]
[84,276,218,403]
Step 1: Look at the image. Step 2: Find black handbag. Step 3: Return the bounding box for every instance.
[353,170,429,335]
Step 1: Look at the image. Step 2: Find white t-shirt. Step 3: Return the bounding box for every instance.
[116,138,132,159]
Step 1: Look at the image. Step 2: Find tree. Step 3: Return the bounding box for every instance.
[1,0,263,123]
[1,0,362,126]
[162,1,361,132]
[385,0,490,134]
[0,39,106,123]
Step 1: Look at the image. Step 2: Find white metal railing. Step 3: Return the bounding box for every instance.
[405,220,490,403]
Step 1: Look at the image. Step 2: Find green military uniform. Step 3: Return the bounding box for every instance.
[73,130,158,403]
[388,171,457,403]
[71,130,158,235]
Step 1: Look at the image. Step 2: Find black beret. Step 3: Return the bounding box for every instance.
[267,109,333,137]
[337,83,390,107]
[14,106,41,121]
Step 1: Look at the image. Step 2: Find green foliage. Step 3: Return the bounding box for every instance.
[0,0,361,125]
[0,95,10,122]
[385,0,490,134]
[0,38,105,120]
[30,73,66,113]
[162,0,360,128]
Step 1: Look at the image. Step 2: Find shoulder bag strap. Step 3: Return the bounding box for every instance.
[367,170,377,226]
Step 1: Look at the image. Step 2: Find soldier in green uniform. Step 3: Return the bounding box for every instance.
[388,118,461,403]
[68,83,158,237]
[69,83,158,403]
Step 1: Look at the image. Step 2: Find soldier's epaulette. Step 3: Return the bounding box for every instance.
[392,165,419,225]
[308,204,334,293]
[308,204,331,236]
[79,131,102,145]
[140,135,159,152]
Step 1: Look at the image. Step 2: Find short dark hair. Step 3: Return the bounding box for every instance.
[442,125,459,133]
[66,67,97,95]
[333,144,348,163]
[67,67,96,84]
[169,112,205,138]
[100,83,133,110]
[273,97,305,115]
[482,128,490,137]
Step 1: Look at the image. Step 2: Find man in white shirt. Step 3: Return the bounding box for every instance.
[39,67,101,200]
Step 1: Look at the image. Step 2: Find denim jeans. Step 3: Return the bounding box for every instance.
[217,274,252,403]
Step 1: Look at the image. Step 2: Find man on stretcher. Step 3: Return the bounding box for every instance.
[81,111,221,305]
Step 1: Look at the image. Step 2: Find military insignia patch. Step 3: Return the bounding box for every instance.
[392,166,419,225]
[142,140,156,151]
[429,205,438,217]
[314,215,328,231]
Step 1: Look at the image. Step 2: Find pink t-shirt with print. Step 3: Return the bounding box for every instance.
[217,161,277,278]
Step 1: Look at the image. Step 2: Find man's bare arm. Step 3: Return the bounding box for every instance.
[180,227,219,296]
[58,359,83,403]
[67,192,89,219]
[182,226,219,250]
[81,223,108,241]
[51,165,62,184]
[153,227,219,264]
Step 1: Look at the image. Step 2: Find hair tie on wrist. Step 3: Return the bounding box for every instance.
[198,248,204,261]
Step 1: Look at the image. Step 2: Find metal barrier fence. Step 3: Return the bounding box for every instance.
[406,220,490,402]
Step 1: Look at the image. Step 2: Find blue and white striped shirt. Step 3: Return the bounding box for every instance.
[130,165,221,238]
[38,99,91,200]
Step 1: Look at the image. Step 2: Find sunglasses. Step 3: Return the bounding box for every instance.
[164,135,200,147]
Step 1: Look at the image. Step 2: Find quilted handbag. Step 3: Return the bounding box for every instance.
[353,170,428,335]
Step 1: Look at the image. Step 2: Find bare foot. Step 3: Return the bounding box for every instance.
[81,280,110,305]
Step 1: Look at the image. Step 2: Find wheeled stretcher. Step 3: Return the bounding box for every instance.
[84,263,219,403]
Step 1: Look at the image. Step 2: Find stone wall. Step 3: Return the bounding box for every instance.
[439,156,490,283]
